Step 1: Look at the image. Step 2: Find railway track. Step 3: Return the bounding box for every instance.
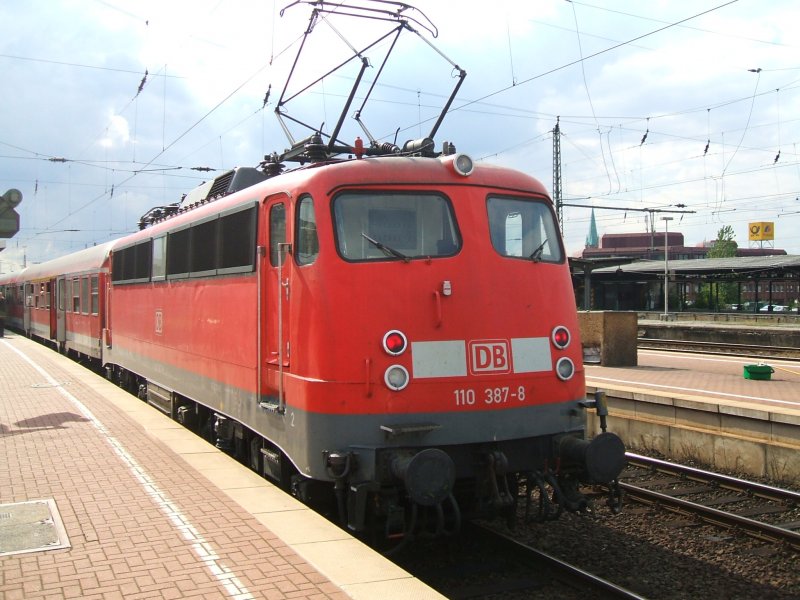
[394,522,647,599]
[466,524,647,599]
[622,453,800,551]
[637,337,800,359]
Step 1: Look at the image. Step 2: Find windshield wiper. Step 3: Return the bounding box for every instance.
[361,233,410,262]
[530,239,548,262]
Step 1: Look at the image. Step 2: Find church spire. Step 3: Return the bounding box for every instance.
[586,208,599,248]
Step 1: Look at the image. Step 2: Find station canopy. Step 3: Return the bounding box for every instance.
[587,255,800,280]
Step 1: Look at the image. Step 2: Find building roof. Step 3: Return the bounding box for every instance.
[592,255,800,278]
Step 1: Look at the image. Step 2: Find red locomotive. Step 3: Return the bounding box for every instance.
[0,146,625,541]
[0,0,625,546]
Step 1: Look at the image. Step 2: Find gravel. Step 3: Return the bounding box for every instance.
[489,460,800,599]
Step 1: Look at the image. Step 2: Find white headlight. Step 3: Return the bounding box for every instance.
[384,365,410,391]
[556,357,575,381]
[453,153,474,176]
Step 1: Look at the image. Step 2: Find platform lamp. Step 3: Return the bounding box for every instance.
[661,216,673,315]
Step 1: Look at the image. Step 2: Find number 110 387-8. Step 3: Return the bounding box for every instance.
[453,386,526,406]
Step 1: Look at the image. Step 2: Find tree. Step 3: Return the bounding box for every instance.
[703,225,738,308]
[707,225,737,258]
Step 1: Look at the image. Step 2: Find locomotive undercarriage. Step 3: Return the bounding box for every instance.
[322,429,626,549]
[104,369,625,548]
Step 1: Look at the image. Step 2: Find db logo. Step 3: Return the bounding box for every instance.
[469,340,511,374]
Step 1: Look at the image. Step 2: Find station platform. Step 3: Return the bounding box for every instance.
[585,349,800,481]
[0,334,444,600]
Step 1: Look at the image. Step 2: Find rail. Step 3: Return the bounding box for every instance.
[622,453,800,551]
[637,337,800,359]
[468,523,648,599]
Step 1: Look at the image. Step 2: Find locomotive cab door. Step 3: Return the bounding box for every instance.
[261,196,293,409]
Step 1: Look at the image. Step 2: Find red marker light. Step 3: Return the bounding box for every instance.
[552,326,570,349]
[383,330,407,356]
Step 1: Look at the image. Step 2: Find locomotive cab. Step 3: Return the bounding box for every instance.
[263,153,625,542]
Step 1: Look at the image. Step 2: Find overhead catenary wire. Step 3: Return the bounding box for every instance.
[3,0,799,259]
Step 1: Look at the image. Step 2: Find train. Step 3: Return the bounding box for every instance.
[0,139,626,545]
[0,0,625,547]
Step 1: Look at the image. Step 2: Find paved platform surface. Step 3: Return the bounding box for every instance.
[587,348,800,413]
[0,334,444,600]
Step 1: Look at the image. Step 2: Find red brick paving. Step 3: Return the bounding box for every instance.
[0,334,350,600]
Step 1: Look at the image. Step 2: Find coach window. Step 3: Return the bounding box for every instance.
[91,276,99,314]
[58,279,66,312]
[81,277,90,314]
[72,278,80,312]
[152,235,166,280]
[296,196,318,266]
[487,196,563,263]
[269,203,286,267]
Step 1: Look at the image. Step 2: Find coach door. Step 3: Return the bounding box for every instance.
[23,283,31,333]
[55,276,67,344]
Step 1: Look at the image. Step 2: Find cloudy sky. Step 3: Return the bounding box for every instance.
[1,0,798,270]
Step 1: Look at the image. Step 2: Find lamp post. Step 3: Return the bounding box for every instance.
[661,217,673,316]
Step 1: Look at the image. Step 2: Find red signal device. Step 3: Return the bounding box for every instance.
[552,326,571,349]
[382,330,407,355]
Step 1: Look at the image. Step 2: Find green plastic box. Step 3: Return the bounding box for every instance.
[743,364,774,380]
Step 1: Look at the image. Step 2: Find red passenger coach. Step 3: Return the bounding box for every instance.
[0,271,26,332]
[1,243,112,360]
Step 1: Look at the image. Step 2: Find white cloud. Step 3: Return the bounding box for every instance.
[1,0,798,263]
[99,114,131,148]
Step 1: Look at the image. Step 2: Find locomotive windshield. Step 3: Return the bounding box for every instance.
[333,192,460,261]
[487,196,563,262]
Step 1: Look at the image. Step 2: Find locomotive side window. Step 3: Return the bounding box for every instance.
[270,203,286,267]
[333,192,460,261]
[218,204,257,273]
[295,196,318,266]
[152,236,166,281]
[487,196,563,263]
[113,240,152,284]
[167,227,191,278]
[192,216,219,277]
[163,203,257,279]
[111,204,257,284]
